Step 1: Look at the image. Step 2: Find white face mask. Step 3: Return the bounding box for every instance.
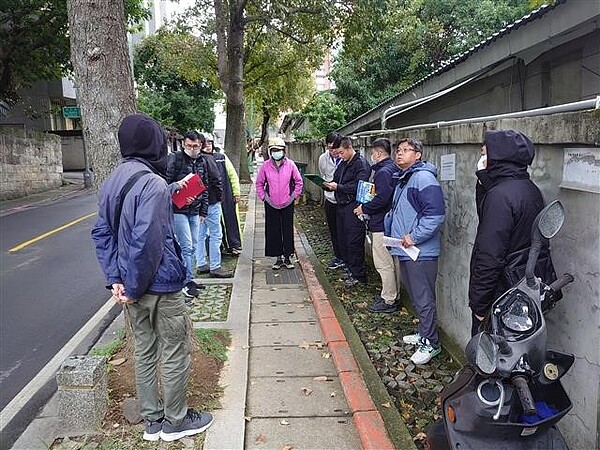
[477,155,487,171]
[271,150,284,161]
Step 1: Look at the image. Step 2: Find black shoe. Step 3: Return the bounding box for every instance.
[160,409,214,442]
[283,256,295,269]
[196,265,210,275]
[368,299,398,313]
[191,280,205,290]
[272,257,284,270]
[209,267,233,278]
[182,282,199,298]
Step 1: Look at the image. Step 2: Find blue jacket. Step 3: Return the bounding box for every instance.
[91,158,186,300]
[384,161,445,261]
[361,157,400,232]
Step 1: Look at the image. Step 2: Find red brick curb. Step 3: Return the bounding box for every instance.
[295,234,395,450]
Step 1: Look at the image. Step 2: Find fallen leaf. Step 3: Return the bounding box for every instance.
[322,352,331,359]
[270,287,277,291]
[274,273,280,277]
[255,434,267,445]
[313,376,328,382]
[301,387,313,396]
[244,416,252,422]
[414,432,427,441]
[280,446,294,450]
[299,342,310,350]
[108,357,126,366]
[330,392,336,397]
[280,419,290,425]
[381,402,391,408]
[112,423,120,428]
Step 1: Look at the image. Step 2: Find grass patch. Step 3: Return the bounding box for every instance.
[194,329,231,362]
[90,329,125,358]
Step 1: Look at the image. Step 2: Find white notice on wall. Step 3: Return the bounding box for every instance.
[560,148,600,193]
[440,154,456,181]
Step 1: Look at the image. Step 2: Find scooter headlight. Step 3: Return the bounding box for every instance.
[501,297,533,332]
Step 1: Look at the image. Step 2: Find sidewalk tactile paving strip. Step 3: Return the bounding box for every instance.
[187,284,231,322]
[265,268,304,285]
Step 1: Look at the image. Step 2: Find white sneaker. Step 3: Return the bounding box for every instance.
[410,341,442,365]
[402,333,422,345]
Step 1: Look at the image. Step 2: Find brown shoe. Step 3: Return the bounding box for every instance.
[209,267,233,278]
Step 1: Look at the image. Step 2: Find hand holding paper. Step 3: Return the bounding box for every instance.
[382,236,420,261]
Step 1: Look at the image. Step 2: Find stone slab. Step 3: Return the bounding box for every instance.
[249,347,337,377]
[250,302,315,323]
[247,376,350,417]
[251,288,311,304]
[250,322,323,347]
[245,417,361,450]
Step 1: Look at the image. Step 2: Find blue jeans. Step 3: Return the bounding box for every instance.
[196,203,223,270]
[174,213,199,283]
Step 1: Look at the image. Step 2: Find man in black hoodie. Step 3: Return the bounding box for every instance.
[469,129,544,335]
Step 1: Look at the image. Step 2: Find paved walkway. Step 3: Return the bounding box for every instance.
[10,177,395,449]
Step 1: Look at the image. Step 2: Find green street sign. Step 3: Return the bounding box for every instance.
[62,106,81,119]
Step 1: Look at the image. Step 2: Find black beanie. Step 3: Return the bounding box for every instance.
[118,113,168,175]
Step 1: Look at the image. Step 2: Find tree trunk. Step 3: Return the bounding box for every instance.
[259,106,270,146]
[67,0,136,188]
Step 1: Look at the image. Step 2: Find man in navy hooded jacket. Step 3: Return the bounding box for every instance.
[91,113,213,442]
[469,129,544,336]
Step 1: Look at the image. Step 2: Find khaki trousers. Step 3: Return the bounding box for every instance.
[371,232,398,303]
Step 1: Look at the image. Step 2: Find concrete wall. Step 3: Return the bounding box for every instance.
[61,135,85,171]
[0,131,63,200]
[287,110,600,450]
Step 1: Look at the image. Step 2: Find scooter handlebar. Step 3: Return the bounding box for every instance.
[512,376,537,416]
[548,273,574,292]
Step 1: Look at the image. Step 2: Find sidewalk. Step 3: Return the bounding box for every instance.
[11,179,395,449]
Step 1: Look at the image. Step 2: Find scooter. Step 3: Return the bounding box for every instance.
[425,200,575,450]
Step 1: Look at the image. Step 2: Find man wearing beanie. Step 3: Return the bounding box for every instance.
[91,113,214,442]
[469,129,545,336]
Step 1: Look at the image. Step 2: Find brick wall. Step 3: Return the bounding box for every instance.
[0,130,63,200]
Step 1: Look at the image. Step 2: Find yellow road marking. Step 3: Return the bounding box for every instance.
[9,212,97,253]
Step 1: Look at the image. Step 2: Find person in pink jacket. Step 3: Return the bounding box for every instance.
[256,137,304,270]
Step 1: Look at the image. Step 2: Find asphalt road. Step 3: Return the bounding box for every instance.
[0,190,115,415]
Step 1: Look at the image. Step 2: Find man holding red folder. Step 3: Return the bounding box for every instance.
[167,131,209,298]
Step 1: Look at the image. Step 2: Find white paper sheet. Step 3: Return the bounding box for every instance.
[382,236,420,261]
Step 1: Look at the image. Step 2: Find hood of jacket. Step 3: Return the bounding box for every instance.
[118,113,168,176]
[478,129,534,187]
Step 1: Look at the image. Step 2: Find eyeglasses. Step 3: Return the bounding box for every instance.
[184,144,202,149]
[396,147,418,155]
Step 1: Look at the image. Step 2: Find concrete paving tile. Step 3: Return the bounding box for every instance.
[250,322,323,347]
[245,417,362,450]
[249,347,337,377]
[247,376,350,417]
[251,288,311,304]
[250,302,315,323]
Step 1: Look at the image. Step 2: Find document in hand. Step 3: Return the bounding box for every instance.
[304,173,328,189]
[172,173,206,209]
[382,236,420,261]
[356,180,376,203]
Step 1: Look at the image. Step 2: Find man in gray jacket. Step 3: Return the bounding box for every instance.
[91,113,213,442]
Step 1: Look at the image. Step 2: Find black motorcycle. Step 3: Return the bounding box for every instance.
[426,200,575,450]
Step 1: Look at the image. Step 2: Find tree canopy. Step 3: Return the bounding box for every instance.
[133,28,217,133]
[332,0,543,120]
[0,0,149,105]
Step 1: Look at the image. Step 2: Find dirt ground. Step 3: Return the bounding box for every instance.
[52,332,229,450]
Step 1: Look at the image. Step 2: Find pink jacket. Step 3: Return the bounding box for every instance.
[256,157,303,208]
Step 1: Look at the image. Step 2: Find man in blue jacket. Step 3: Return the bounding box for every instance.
[353,137,400,312]
[385,138,445,365]
[91,114,213,442]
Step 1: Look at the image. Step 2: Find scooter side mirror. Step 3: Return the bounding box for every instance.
[526,200,565,287]
[537,200,565,239]
[466,332,498,375]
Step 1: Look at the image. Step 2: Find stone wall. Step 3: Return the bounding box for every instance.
[286,110,600,450]
[0,130,63,200]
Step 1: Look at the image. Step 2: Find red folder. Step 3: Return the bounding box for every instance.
[171,173,206,209]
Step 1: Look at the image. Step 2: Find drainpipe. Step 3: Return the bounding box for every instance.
[353,96,600,138]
